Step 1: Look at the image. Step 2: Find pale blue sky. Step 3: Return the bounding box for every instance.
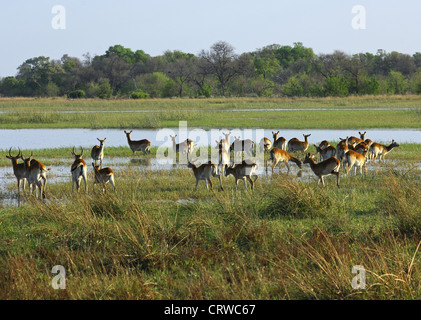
[1,0,420,77]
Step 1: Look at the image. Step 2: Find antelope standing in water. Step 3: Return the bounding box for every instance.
[225,160,258,190]
[216,140,230,177]
[124,130,151,155]
[230,137,256,159]
[272,131,287,150]
[348,131,367,147]
[71,147,88,193]
[269,148,302,173]
[287,134,311,155]
[370,140,400,163]
[5,148,27,194]
[187,160,223,191]
[169,135,193,157]
[20,152,50,199]
[91,138,106,168]
[303,153,341,188]
[92,163,116,192]
[344,149,368,175]
[314,144,336,162]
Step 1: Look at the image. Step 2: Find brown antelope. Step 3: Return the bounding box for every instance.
[170,135,190,156]
[318,140,331,150]
[287,134,311,154]
[272,131,287,150]
[344,149,368,175]
[71,147,88,193]
[225,160,258,190]
[348,131,367,147]
[336,137,349,164]
[20,152,50,199]
[91,138,106,168]
[353,141,369,155]
[370,140,400,163]
[230,137,256,158]
[269,148,302,173]
[187,160,223,191]
[303,153,341,188]
[92,163,116,192]
[220,132,231,152]
[5,148,27,193]
[216,140,230,176]
[124,130,151,155]
[314,144,336,162]
[259,137,273,153]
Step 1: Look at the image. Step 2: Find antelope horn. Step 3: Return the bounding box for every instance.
[72,146,76,155]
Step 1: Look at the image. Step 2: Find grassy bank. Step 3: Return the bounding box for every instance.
[0,163,420,299]
[0,96,420,129]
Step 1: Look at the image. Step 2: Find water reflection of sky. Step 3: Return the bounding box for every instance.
[1,128,420,150]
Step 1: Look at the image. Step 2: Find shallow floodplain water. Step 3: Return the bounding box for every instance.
[1,128,421,150]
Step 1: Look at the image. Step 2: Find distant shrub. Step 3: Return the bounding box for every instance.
[130,89,149,99]
[68,90,86,99]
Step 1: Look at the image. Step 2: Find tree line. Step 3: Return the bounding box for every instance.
[2,41,421,99]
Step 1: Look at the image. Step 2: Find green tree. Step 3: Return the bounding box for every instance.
[324,76,350,97]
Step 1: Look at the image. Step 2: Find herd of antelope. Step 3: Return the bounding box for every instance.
[5,129,400,199]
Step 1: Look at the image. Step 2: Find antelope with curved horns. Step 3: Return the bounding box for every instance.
[92,163,116,193]
[303,153,340,188]
[5,148,27,193]
[187,160,223,191]
[225,160,258,190]
[220,132,231,152]
[20,152,50,199]
[124,130,151,155]
[269,148,302,173]
[370,140,400,163]
[287,134,311,154]
[91,138,106,168]
[348,131,367,147]
[71,147,88,193]
[272,131,287,150]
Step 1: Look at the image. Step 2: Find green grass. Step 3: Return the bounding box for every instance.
[0,96,420,129]
[0,162,420,299]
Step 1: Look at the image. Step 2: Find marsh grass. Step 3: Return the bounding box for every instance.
[0,158,420,299]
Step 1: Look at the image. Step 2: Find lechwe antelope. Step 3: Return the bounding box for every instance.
[215,140,230,176]
[259,137,272,153]
[230,137,256,158]
[344,149,368,175]
[336,137,349,164]
[272,131,287,150]
[92,163,116,192]
[348,131,367,147]
[303,153,341,188]
[220,132,231,152]
[225,160,258,190]
[370,140,400,163]
[71,147,88,193]
[269,148,302,173]
[287,134,311,154]
[187,160,223,191]
[20,152,50,199]
[91,138,106,168]
[5,148,27,193]
[124,130,151,155]
[313,144,336,162]
[169,135,193,157]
